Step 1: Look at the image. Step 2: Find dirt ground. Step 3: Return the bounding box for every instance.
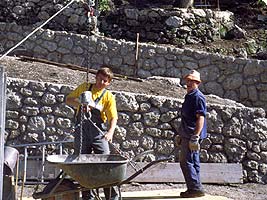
[0,56,244,108]
[16,182,267,200]
[0,56,185,99]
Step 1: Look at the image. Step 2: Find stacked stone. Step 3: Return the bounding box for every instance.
[0,0,92,34]
[6,78,75,151]
[1,23,267,112]
[102,8,234,45]
[0,0,234,45]
[1,22,267,112]
[5,78,267,183]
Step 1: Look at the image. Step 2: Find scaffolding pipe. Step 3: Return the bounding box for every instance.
[0,66,6,199]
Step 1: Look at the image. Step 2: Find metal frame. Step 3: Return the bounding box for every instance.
[0,66,7,199]
[12,140,73,184]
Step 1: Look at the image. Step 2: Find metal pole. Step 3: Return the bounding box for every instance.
[0,66,6,199]
[59,143,63,155]
[41,145,45,183]
[20,147,28,200]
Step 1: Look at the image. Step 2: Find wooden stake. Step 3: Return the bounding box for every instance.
[134,33,140,77]
[217,0,220,10]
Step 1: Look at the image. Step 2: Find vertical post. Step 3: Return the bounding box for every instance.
[217,0,220,10]
[134,33,140,77]
[41,145,45,183]
[20,147,27,200]
[0,66,6,199]
[59,143,63,155]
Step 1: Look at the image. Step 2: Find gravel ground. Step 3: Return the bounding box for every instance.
[15,181,267,200]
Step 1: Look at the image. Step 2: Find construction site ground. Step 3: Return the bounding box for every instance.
[1,57,265,199]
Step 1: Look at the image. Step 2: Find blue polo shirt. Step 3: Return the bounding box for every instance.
[179,88,207,139]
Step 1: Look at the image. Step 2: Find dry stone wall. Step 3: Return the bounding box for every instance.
[5,78,267,183]
[1,22,267,112]
[0,0,92,34]
[0,0,233,45]
[101,8,233,45]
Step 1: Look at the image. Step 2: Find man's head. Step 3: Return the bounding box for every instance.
[96,67,114,81]
[183,70,201,92]
[95,66,114,90]
[183,70,201,83]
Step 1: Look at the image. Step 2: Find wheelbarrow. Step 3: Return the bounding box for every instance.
[33,153,172,200]
[33,109,173,199]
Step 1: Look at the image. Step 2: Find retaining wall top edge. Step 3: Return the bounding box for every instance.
[6,77,72,88]
[2,22,267,64]
[6,77,265,114]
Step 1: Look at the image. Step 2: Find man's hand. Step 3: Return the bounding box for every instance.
[189,135,200,151]
[104,131,114,142]
[174,135,182,147]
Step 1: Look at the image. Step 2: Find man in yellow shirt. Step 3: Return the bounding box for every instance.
[66,67,118,200]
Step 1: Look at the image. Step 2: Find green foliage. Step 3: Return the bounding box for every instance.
[219,25,228,38]
[98,0,110,12]
[256,0,267,7]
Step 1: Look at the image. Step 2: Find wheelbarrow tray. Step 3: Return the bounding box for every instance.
[47,154,128,189]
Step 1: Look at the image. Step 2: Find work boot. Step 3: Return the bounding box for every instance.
[180,189,205,198]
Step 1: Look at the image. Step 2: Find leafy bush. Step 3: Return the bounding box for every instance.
[98,0,111,11]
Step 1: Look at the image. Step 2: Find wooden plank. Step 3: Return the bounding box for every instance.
[17,160,243,184]
[127,162,243,184]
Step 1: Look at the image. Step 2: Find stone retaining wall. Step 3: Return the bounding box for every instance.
[5,78,267,183]
[100,8,233,45]
[0,0,233,45]
[1,22,267,112]
[0,0,92,34]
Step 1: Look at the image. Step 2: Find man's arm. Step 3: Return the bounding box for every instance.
[188,113,205,151]
[65,82,88,108]
[104,117,117,142]
[66,96,80,108]
[194,113,205,136]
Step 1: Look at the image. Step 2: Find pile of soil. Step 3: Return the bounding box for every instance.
[0,56,185,99]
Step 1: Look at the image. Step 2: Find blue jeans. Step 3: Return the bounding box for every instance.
[179,138,203,191]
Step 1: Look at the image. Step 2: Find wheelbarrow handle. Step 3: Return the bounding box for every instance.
[118,157,173,186]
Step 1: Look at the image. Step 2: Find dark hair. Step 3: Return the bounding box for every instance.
[96,66,114,81]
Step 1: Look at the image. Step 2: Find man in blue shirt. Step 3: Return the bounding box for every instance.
[177,69,207,198]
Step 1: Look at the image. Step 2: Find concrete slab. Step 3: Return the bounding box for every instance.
[119,189,233,199]
[22,188,233,200]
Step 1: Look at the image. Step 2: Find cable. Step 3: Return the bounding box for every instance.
[0,0,76,60]
[86,1,91,83]
[84,0,96,82]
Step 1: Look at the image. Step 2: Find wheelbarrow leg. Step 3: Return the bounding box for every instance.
[92,189,102,200]
[118,185,122,200]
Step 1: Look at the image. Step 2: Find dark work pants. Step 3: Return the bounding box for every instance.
[74,119,118,200]
[179,138,203,191]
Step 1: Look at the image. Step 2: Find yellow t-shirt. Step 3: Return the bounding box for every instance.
[66,82,117,123]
